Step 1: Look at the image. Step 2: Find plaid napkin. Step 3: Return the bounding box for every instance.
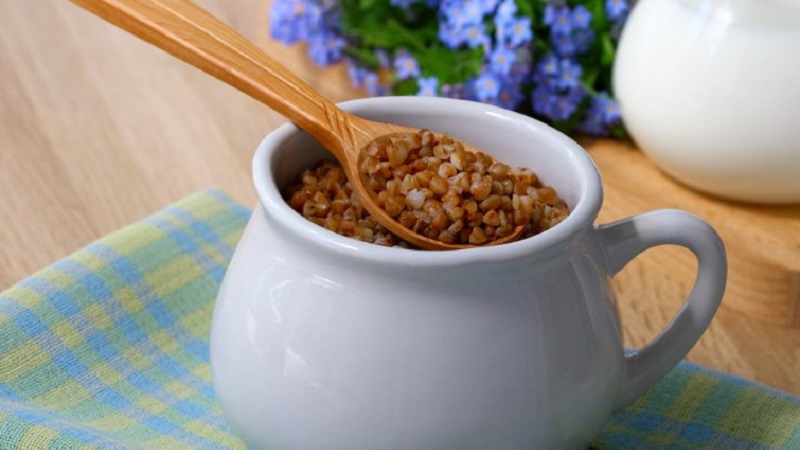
[1,190,798,449]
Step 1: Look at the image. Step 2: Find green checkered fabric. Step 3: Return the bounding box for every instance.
[0,191,248,449]
[1,190,798,449]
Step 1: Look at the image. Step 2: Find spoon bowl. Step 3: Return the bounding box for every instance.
[69,0,524,249]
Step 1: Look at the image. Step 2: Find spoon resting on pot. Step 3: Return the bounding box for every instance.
[69,0,525,250]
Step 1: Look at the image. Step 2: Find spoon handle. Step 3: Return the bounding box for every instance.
[70,0,354,158]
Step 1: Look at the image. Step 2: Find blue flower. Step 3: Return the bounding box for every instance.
[568,84,587,103]
[482,0,500,14]
[550,17,596,56]
[270,18,301,44]
[573,28,595,53]
[495,81,523,110]
[374,49,391,68]
[543,3,571,33]
[496,0,517,19]
[534,54,585,92]
[605,0,629,21]
[307,32,345,66]
[571,5,592,29]
[542,2,558,24]
[363,71,380,96]
[554,58,583,90]
[269,0,306,43]
[473,74,501,102]
[441,83,467,99]
[549,100,574,121]
[462,0,486,22]
[320,5,340,30]
[579,103,607,135]
[441,0,484,27]
[531,53,587,121]
[269,0,337,46]
[535,54,559,78]
[550,29,575,57]
[417,77,440,96]
[394,53,421,80]
[501,17,533,47]
[542,3,596,57]
[507,47,533,81]
[363,71,389,97]
[462,23,489,48]
[550,94,580,120]
[347,61,382,93]
[532,85,556,117]
[532,85,585,122]
[489,47,516,75]
[601,96,622,124]
[303,1,324,31]
[579,93,621,135]
[439,22,464,49]
[493,14,511,43]
[347,61,367,88]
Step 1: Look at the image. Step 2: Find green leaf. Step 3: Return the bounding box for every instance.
[582,66,601,92]
[587,0,608,29]
[610,123,630,139]
[600,32,615,66]
[414,45,484,85]
[393,78,420,96]
[516,0,535,18]
[359,0,380,9]
[343,45,380,69]
[551,119,575,135]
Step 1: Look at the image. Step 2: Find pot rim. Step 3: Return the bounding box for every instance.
[252,97,603,267]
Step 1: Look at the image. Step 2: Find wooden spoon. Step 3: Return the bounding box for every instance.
[69,0,524,250]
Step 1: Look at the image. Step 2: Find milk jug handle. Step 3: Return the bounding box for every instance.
[597,209,727,410]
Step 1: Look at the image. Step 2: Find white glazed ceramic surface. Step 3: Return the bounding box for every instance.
[210,97,727,449]
[614,0,800,203]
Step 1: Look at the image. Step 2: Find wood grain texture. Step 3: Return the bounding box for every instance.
[2,0,799,395]
[69,0,363,156]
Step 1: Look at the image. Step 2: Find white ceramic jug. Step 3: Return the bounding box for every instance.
[614,0,800,203]
[210,97,727,449]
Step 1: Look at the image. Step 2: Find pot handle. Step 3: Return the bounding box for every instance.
[598,209,727,410]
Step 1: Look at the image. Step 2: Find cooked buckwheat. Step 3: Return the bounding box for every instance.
[283,129,570,248]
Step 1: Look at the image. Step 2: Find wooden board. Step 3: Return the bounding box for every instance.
[587,139,800,327]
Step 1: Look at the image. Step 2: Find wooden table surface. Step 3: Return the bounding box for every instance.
[3,0,799,395]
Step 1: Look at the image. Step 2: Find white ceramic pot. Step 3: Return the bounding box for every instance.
[614,0,800,204]
[210,97,727,449]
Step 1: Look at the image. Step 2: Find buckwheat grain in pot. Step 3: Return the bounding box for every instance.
[283,129,570,248]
